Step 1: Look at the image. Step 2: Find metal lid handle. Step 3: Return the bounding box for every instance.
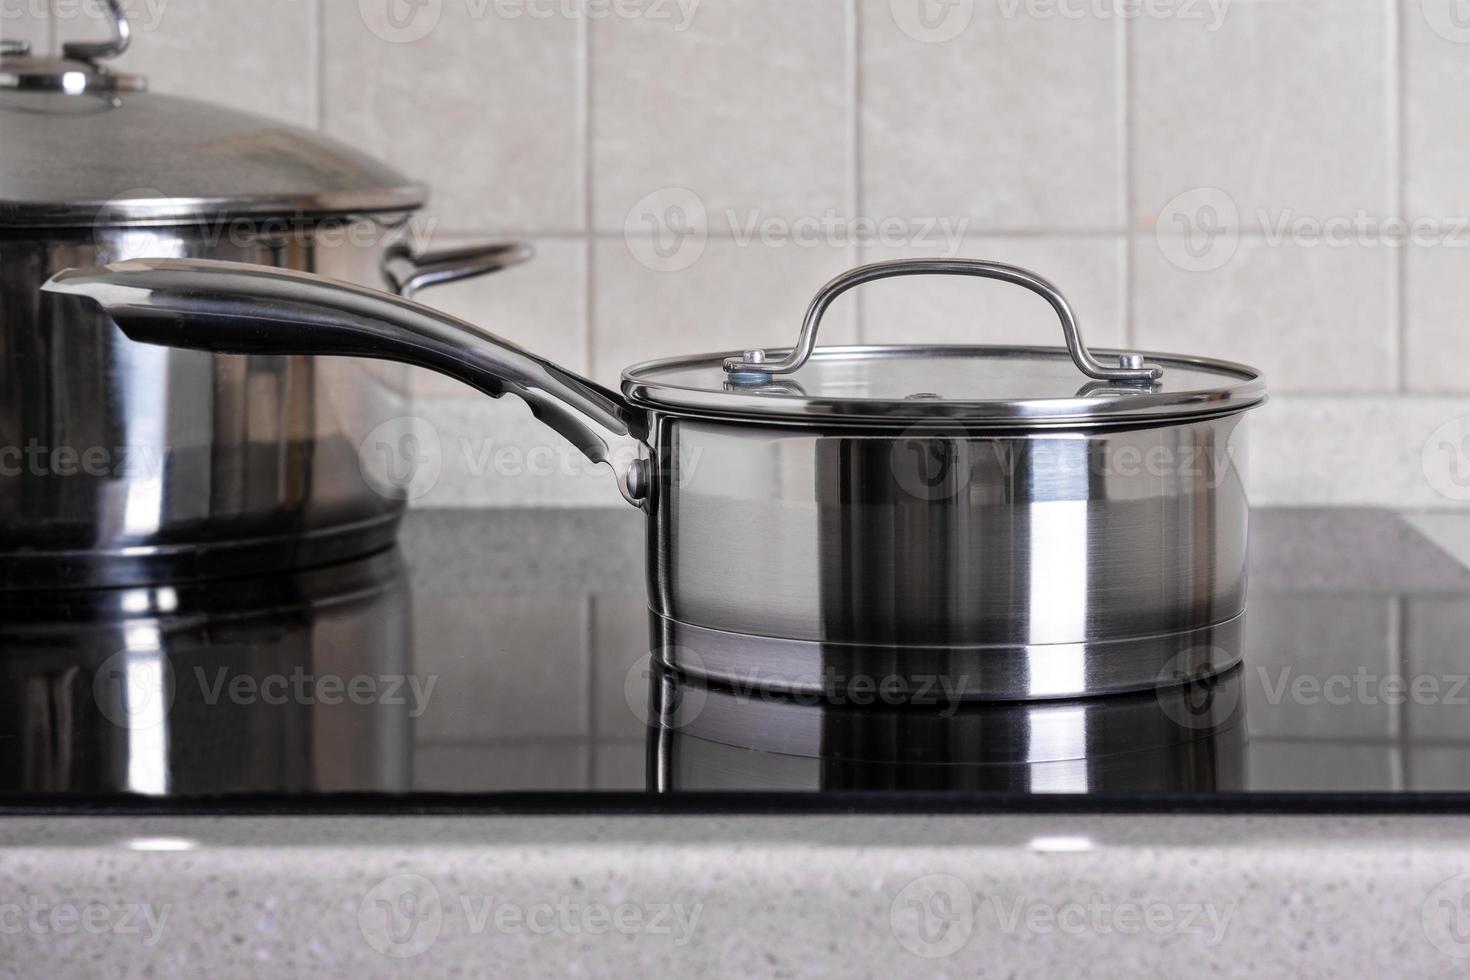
[722,258,1163,384]
[62,0,131,63]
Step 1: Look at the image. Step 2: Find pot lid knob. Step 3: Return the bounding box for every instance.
[0,0,145,95]
[723,258,1164,387]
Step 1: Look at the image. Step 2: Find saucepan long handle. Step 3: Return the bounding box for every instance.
[44,258,652,505]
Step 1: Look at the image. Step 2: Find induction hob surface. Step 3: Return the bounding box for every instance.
[3,508,1469,813]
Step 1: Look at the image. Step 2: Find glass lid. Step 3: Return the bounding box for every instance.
[621,260,1266,427]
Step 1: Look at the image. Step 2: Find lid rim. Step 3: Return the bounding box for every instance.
[0,186,430,229]
[621,344,1267,427]
[0,89,426,228]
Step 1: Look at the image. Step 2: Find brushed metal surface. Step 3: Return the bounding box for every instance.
[1,225,410,586]
[647,414,1249,644]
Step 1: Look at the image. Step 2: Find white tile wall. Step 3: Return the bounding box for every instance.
[112,1,319,126]
[0,1,49,52]
[322,0,585,233]
[591,0,850,232]
[30,0,1470,507]
[1132,0,1393,234]
[1133,239,1397,393]
[862,0,1123,231]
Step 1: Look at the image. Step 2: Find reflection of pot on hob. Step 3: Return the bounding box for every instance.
[0,550,412,797]
[645,660,1245,794]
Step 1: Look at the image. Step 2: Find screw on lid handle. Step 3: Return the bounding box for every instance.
[722,258,1163,385]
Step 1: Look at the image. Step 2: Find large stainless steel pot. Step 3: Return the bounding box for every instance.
[46,255,1267,700]
[0,2,526,588]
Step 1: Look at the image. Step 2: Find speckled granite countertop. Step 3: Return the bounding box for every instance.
[5,813,1470,977]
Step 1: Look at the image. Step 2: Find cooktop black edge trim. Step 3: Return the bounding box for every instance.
[2,792,1470,818]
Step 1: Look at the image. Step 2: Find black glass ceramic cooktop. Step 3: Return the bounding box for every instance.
[3,508,1470,813]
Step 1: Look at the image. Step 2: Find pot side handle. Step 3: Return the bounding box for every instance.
[43,258,652,506]
[381,241,534,299]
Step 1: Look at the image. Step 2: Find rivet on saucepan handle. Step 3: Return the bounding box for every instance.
[722,258,1164,386]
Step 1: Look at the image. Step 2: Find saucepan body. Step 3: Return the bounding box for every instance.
[644,409,1249,699]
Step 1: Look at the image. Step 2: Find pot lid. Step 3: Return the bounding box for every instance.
[0,6,424,228]
[622,259,1266,427]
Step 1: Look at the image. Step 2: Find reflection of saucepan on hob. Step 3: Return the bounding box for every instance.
[645,657,1245,794]
[0,550,413,797]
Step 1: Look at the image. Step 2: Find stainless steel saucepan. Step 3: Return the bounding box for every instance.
[46,256,1267,701]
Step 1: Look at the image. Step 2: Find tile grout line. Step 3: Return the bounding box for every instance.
[583,594,596,788]
[1391,0,1408,395]
[582,14,596,381]
[1120,13,1135,351]
[443,227,1141,240]
[312,0,325,131]
[1390,593,1409,790]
